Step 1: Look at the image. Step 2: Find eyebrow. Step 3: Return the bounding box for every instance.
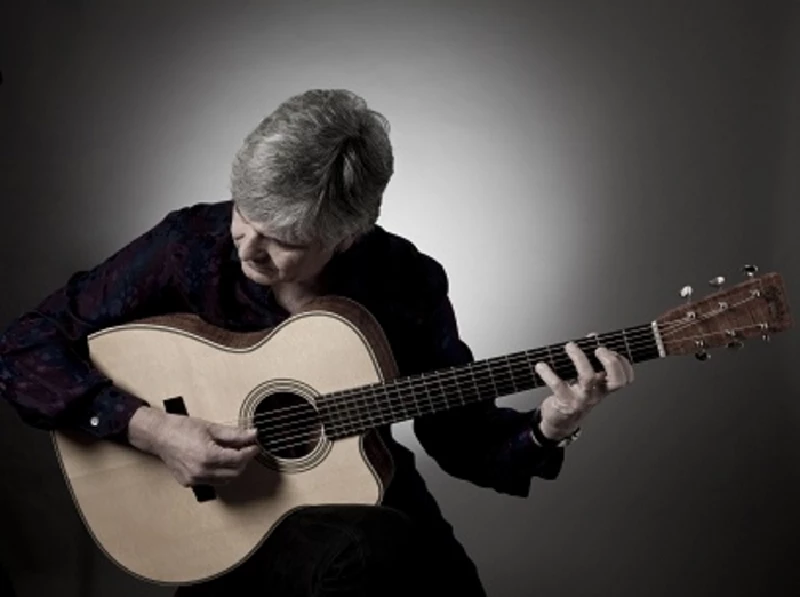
[235,206,312,248]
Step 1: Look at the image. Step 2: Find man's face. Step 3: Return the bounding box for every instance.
[230,204,338,286]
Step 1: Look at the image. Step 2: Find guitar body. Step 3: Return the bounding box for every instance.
[52,297,396,586]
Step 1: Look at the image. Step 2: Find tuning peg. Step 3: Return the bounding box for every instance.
[694,339,709,360]
[743,264,759,278]
[723,329,742,349]
[709,276,726,289]
[760,323,770,342]
[680,286,696,319]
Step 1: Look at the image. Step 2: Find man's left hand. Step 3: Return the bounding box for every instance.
[534,341,634,441]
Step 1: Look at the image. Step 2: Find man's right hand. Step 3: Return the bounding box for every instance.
[127,406,260,487]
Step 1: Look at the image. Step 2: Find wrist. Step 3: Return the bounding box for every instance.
[530,408,581,449]
[127,406,167,455]
[538,417,571,441]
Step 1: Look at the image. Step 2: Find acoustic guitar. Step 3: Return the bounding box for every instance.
[52,266,792,586]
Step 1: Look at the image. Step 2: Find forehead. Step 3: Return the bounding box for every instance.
[233,203,313,245]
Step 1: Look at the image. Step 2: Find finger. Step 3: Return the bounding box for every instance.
[620,355,635,384]
[208,444,260,469]
[534,362,574,408]
[565,342,595,385]
[208,423,259,448]
[596,348,626,391]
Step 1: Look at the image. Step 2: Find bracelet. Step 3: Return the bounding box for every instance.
[530,408,581,449]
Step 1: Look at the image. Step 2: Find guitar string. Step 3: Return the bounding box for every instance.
[214,298,766,452]
[235,289,761,431]
[206,291,762,442]
[213,321,661,435]
[250,321,775,456]
[256,321,770,455]
[251,321,774,457]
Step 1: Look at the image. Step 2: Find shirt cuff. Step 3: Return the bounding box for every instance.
[75,385,150,443]
[519,422,566,479]
[493,419,566,498]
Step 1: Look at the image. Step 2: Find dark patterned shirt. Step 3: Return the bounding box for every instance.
[0,200,563,524]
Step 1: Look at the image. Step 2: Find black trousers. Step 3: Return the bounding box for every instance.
[174,505,487,596]
[0,562,15,597]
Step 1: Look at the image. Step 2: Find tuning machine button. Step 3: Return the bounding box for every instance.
[694,339,709,360]
[680,286,697,319]
[709,276,726,289]
[725,330,744,350]
[743,264,759,278]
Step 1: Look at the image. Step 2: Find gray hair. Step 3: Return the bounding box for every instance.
[230,89,394,247]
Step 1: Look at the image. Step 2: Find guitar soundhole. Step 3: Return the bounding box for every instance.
[254,391,321,460]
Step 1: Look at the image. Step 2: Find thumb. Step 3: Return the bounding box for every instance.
[207,423,259,448]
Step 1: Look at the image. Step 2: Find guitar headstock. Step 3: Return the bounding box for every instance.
[656,266,792,359]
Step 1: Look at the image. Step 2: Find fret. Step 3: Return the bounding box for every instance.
[419,372,435,412]
[329,391,360,438]
[548,342,577,382]
[399,379,420,419]
[368,385,383,424]
[343,390,366,430]
[317,393,336,431]
[384,380,404,421]
[482,360,500,399]
[597,331,627,362]
[437,369,454,411]
[423,371,445,415]
[487,356,515,397]
[361,388,378,426]
[462,362,482,404]
[574,335,600,376]
[545,344,559,374]
[466,360,490,401]
[628,324,659,363]
[451,367,466,405]
[583,333,601,351]
[525,348,548,389]
[621,328,633,361]
[422,374,440,415]
[380,383,399,423]
[504,355,518,394]
[511,350,537,389]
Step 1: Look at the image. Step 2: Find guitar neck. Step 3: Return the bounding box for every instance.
[319,321,663,439]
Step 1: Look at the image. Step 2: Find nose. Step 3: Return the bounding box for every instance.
[237,234,263,262]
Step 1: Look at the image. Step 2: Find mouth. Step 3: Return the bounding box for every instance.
[245,261,276,275]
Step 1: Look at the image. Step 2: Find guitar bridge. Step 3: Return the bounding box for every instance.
[163,397,217,503]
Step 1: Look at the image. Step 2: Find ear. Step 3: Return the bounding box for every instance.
[334,233,358,254]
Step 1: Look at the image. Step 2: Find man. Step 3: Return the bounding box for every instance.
[0,89,634,596]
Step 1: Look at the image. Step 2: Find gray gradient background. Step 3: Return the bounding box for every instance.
[2,1,800,596]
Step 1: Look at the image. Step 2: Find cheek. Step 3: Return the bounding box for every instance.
[269,250,304,272]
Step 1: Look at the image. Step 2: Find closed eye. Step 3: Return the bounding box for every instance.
[273,239,309,251]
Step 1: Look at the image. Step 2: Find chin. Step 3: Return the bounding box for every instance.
[243,264,279,285]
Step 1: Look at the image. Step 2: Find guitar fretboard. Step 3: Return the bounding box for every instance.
[318,323,661,439]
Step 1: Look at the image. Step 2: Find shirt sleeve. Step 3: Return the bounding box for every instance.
[411,267,565,498]
[0,210,184,442]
